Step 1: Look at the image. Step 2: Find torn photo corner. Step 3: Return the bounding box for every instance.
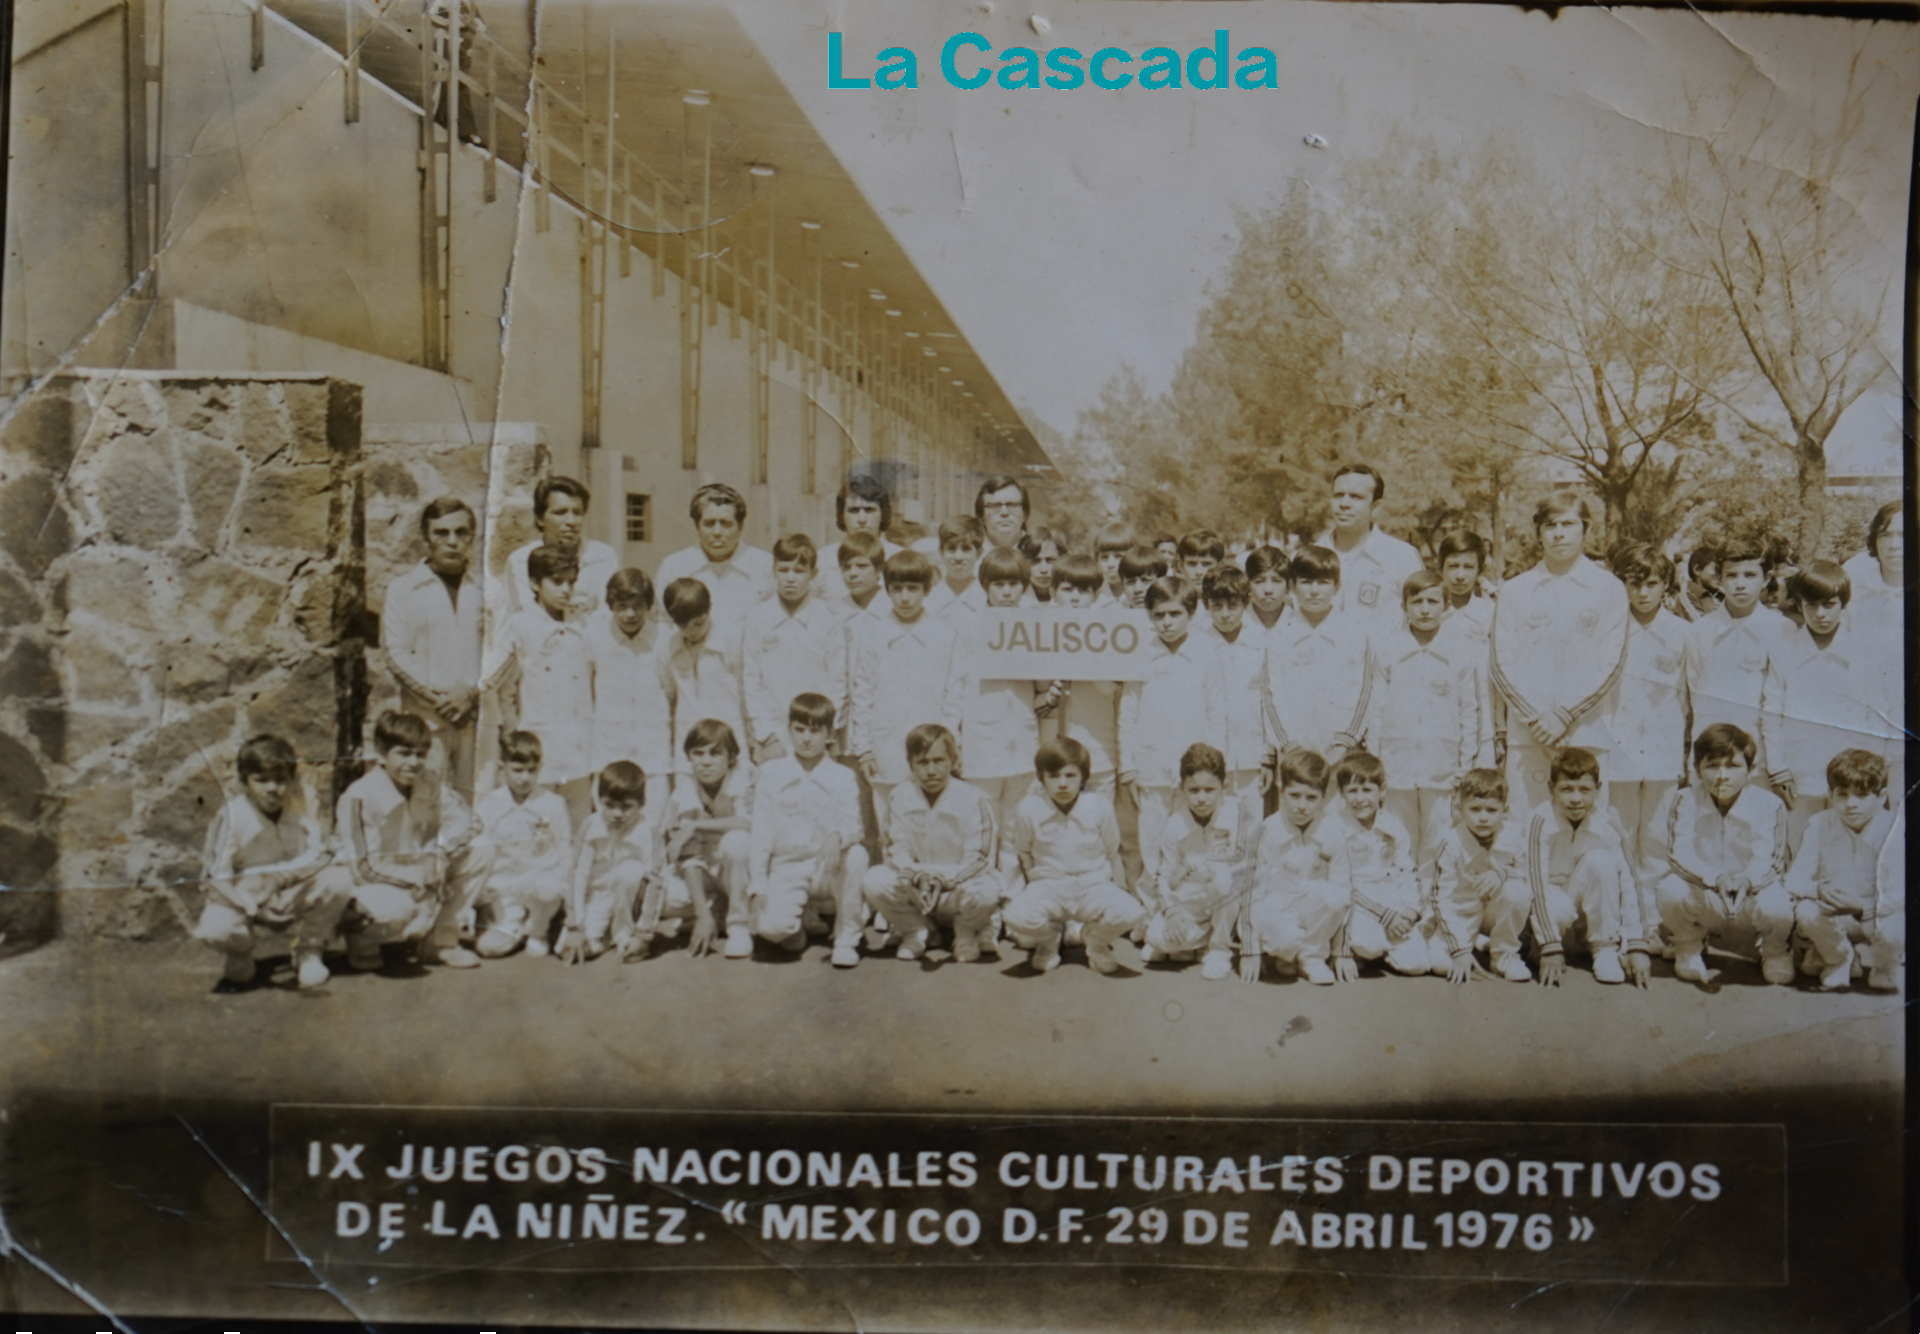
[0,0,1912,1329]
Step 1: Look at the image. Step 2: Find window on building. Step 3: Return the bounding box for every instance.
[625,493,650,543]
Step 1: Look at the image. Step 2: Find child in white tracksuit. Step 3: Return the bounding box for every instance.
[1373,570,1481,870]
[1788,749,1904,993]
[1120,576,1227,869]
[558,762,655,962]
[1324,751,1433,979]
[1524,747,1649,988]
[1654,723,1792,990]
[1247,750,1347,985]
[1004,736,1144,976]
[1425,767,1533,983]
[1139,743,1255,981]
[862,723,1003,963]
[472,730,573,958]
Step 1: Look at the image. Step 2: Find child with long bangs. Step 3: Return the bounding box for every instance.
[1119,544,1170,610]
[1093,522,1136,606]
[660,575,750,780]
[928,514,988,620]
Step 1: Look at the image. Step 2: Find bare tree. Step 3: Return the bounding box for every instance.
[1660,47,1896,555]
[1347,139,1749,551]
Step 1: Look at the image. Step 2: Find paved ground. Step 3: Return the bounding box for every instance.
[0,932,1899,1113]
[0,933,1905,1331]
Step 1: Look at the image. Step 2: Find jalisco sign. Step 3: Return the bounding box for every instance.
[977,608,1154,681]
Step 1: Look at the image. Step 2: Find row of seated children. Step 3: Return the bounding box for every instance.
[196,691,1900,994]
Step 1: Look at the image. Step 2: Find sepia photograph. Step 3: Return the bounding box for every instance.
[0,0,1911,1329]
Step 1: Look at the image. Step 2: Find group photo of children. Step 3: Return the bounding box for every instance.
[197,463,1906,999]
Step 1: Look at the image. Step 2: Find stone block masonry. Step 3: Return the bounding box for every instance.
[0,372,365,943]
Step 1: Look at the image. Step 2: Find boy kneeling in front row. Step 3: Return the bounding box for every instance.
[1655,723,1792,989]
[863,723,1003,963]
[1525,747,1649,988]
[559,760,653,963]
[1139,742,1255,981]
[195,734,351,992]
[1788,749,1903,993]
[749,693,870,967]
[1004,737,1145,975]
[336,710,493,971]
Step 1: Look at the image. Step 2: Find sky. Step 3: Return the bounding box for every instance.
[715,0,1915,468]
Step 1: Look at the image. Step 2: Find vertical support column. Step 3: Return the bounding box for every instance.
[481,43,497,202]
[801,243,820,496]
[343,0,361,122]
[124,0,164,289]
[579,37,614,456]
[679,199,703,470]
[418,0,456,371]
[752,215,773,486]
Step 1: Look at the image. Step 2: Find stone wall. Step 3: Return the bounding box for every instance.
[0,372,364,943]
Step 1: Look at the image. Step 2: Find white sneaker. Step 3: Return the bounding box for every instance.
[831,939,861,968]
[1200,949,1232,981]
[1760,954,1795,986]
[1086,939,1120,975]
[724,926,754,958]
[1819,958,1852,991]
[1497,955,1533,983]
[1300,956,1336,986]
[896,929,929,962]
[295,954,331,990]
[951,931,982,964]
[1030,935,1062,973]
[1866,965,1902,993]
[1138,943,1158,964]
[524,937,551,958]
[422,945,481,969]
[1673,951,1713,984]
[476,927,521,959]
[1592,947,1626,985]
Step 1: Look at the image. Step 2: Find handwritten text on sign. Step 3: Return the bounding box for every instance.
[979,608,1153,680]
